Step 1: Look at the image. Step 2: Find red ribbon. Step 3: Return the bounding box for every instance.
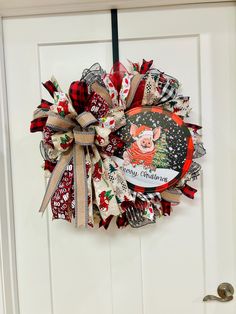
[161,200,171,216]
[99,215,113,229]
[69,81,89,114]
[185,123,202,133]
[43,80,58,97]
[181,184,197,199]
[140,59,153,74]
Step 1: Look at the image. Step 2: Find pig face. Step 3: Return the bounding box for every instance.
[130,124,161,153]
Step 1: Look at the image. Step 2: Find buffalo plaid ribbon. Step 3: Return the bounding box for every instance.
[69,81,89,113]
[30,117,47,133]
[161,199,171,216]
[43,80,57,98]
[180,184,197,199]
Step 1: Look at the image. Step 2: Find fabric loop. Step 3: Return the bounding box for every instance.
[76,111,97,128]
[46,112,76,130]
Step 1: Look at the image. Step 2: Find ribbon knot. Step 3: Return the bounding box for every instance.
[74,129,95,146]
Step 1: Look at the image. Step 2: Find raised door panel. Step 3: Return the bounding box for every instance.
[118,4,236,314]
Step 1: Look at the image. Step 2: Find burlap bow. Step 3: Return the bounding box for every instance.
[39,111,101,226]
[34,79,131,227]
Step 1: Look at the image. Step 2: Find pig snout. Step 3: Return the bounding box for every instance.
[141,138,152,148]
[137,137,154,152]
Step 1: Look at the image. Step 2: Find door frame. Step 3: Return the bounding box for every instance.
[0,3,235,314]
[0,0,232,18]
[0,17,20,314]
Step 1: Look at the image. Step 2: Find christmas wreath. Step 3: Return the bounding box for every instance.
[30,59,205,229]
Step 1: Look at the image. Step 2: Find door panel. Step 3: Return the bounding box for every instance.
[3,12,114,314]
[2,4,236,314]
[118,35,205,314]
[118,5,236,314]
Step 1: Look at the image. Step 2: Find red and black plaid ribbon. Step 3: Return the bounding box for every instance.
[161,199,171,216]
[30,117,47,133]
[37,99,53,111]
[43,80,58,98]
[99,215,114,229]
[180,184,197,199]
[30,83,56,132]
[44,160,56,173]
[69,81,89,114]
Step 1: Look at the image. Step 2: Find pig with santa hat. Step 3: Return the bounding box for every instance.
[123,124,161,168]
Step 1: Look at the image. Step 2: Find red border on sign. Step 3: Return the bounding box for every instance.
[125,107,194,193]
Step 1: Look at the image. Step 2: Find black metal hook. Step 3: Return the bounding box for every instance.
[111,9,119,65]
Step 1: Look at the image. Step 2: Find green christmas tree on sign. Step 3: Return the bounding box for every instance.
[152,132,170,169]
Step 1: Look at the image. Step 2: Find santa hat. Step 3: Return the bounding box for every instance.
[134,125,153,139]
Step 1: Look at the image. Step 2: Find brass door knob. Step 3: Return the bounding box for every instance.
[203,283,234,302]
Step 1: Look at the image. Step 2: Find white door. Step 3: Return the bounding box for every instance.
[2,3,236,314]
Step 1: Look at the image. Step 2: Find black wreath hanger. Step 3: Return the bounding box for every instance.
[111,9,119,65]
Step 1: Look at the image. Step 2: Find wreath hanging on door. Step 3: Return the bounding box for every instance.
[30,59,205,229]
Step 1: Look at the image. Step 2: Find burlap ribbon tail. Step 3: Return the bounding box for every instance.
[39,111,98,227]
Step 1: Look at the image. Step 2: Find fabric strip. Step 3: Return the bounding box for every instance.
[91,82,112,106]
[160,189,182,204]
[76,111,97,128]
[39,148,73,214]
[126,73,143,108]
[74,144,88,227]
[46,112,76,130]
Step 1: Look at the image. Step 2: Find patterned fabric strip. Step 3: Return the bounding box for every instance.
[103,75,119,107]
[44,160,56,172]
[181,184,197,199]
[140,59,153,74]
[69,81,89,114]
[91,82,112,106]
[74,144,88,227]
[129,79,146,109]
[126,73,143,108]
[37,99,53,110]
[160,189,182,204]
[43,80,58,98]
[161,199,171,216]
[85,147,93,227]
[39,148,73,214]
[30,117,47,133]
[51,162,74,222]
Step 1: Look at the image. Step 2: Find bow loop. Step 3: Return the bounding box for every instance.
[46,111,76,131]
[76,111,97,128]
